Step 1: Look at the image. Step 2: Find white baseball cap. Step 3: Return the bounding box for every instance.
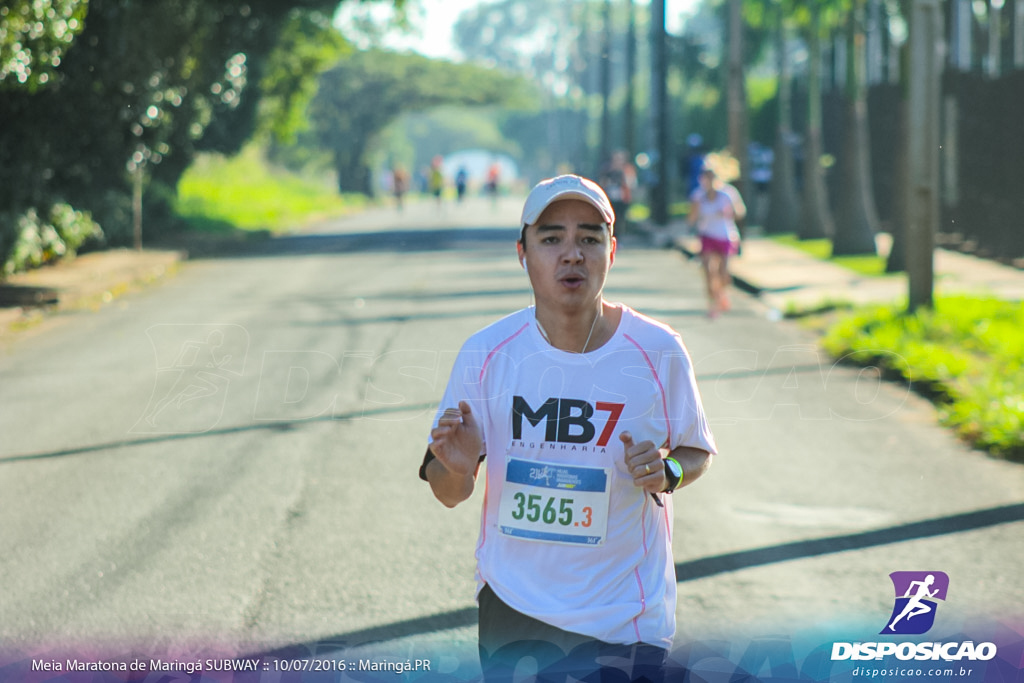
[520,174,616,233]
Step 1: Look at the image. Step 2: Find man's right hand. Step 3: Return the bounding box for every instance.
[429,401,483,477]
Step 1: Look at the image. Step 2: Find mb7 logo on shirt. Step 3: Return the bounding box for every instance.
[882,571,949,635]
[512,396,625,446]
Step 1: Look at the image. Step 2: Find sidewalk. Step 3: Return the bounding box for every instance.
[0,248,185,336]
[644,221,1024,315]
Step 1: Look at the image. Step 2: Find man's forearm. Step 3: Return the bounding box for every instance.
[667,445,712,488]
[425,454,477,508]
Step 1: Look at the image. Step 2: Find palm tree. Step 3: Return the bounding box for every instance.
[832,0,880,255]
[725,0,751,210]
[886,0,911,272]
[763,0,802,234]
[796,0,835,240]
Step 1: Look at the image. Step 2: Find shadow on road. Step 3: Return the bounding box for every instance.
[0,403,438,464]
[0,363,893,466]
[174,223,659,260]
[673,502,1024,581]
[251,502,1024,658]
[190,227,523,259]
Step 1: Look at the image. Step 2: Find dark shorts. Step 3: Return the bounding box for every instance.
[700,235,738,256]
[477,583,668,682]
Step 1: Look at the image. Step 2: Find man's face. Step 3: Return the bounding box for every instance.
[517,199,616,311]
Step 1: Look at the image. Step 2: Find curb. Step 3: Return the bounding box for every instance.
[0,248,186,337]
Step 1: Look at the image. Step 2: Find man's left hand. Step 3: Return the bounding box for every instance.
[620,431,668,495]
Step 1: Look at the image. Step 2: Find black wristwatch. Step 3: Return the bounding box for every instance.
[663,457,684,493]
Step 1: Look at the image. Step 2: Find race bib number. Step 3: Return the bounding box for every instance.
[497,458,610,545]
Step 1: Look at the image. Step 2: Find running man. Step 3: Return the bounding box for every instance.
[143,329,232,427]
[419,174,717,680]
[888,574,939,632]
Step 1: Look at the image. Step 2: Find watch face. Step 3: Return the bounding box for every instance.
[666,458,683,478]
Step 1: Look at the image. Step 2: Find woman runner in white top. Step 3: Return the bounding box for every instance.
[688,166,746,318]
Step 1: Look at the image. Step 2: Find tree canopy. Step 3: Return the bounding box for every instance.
[0,0,88,92]
[309,48,531,194]
[0,0,392,257]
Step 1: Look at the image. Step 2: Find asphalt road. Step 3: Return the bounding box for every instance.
[1,196,1022,674]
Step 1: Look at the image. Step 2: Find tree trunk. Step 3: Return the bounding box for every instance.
[905,0,942,312]
[726,0,751,219]
[885,94,910,271]
[950,0,973,71]
[599,0,613,167]
[650,0,670,226]
[763,9,801,235]
[988,0,1002,78]
[833,0,880,256]
[1015,0,1024,68]
[887,2,911,273]
[624,0,637,157]
[798,2,834,240]
[335,145,372,196]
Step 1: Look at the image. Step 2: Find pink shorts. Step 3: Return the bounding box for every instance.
[700,235,739,256]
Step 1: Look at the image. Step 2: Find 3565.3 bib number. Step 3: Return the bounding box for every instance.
[498,458,609,545]
[508,492,593,528]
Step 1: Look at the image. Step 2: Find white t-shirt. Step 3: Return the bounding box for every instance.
[690,186,743,242]
[429,305,717,648]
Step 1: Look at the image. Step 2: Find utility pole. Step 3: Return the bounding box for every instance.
[650,0,670,226]
[906,0,943,311]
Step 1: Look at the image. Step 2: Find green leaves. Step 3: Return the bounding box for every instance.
[259,10,352,145]
[310,48,530,193]
[0,0,359,262]
[823,296,1024,460]
[0,0,88,91]
[0,203,103,276]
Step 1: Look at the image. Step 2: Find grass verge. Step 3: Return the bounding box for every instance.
[175,146,367,234]
[770,234,890,278]
[821,295,1024,460]
[625,202,690,224]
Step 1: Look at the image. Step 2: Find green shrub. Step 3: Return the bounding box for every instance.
[51,203,104,254]
[1,203,104,276]
[822,296,1024,460]
[4,209,47,274]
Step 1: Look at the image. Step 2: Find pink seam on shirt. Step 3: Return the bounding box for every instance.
[632,490,652,642]
[478,323,528,553]
[626,331,675,539]
[624,331,666,643]
[623,334,672,441]
[633,567,646,642]
[639,487,651,555]
[480,322,530,383]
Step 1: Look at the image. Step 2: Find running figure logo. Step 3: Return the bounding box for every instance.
[882,571,949,635]
[133,324,249,434]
